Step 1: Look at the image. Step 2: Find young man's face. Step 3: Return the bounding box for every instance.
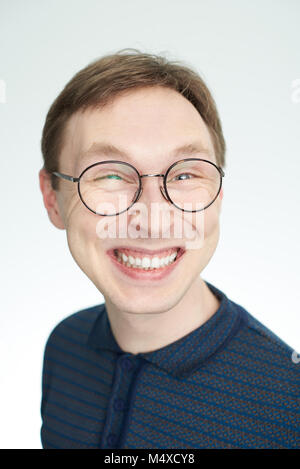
[40,86,223,314]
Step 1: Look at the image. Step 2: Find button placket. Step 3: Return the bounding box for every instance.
[107,433,117,446]
[113,398,125,411]
[100,354,137,448]
[121,357,134,372]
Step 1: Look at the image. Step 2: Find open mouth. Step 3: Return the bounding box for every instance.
[110,247,185,272]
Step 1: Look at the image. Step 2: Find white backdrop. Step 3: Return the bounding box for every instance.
[1,0,299,449]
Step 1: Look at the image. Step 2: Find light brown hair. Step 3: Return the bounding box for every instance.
[41,48,226,190]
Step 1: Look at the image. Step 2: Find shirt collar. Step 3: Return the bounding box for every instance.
[87,281,243,378]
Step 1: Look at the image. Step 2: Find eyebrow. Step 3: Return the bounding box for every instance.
[80,142,213,165]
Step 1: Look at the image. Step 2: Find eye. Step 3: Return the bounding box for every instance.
[170,173,195,181]
[96,173,123,181]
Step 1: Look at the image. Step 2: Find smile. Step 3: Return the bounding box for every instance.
[107,246,186,281]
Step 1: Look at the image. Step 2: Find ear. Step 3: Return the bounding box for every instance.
[219,187,224,200]
[39,168,66,230]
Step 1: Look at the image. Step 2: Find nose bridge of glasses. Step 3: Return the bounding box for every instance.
[136,173,169,203]
[140,173,165,178]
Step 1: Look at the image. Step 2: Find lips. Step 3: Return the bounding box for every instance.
[106,246,185,280]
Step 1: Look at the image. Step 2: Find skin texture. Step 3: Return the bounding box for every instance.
[39,86,224,354]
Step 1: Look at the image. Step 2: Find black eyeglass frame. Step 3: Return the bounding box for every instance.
[52,158,225,216]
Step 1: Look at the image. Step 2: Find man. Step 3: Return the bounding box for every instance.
[39,49,299,449]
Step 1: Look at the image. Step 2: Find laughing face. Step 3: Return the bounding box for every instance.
[39,86,223,315]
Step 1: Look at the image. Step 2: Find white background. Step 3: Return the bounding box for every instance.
[1,0,299,449]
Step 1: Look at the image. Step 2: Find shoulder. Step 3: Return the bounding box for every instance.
[40,303,105,418]
[229,298,300,381]
[236,299,296,355]
[43,303,105,354]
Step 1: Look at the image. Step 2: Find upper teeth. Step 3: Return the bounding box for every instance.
[116,251,178,269]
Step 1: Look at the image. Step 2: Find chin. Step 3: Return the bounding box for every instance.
[111,290,180,316]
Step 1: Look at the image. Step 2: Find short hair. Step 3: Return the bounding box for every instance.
[41,48,226,190]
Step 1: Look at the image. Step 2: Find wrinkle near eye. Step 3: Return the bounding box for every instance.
[64,191,83,225]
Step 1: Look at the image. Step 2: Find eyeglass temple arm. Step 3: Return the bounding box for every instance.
[52,171,80,183]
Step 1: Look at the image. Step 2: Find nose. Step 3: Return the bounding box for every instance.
[128,174,174,239]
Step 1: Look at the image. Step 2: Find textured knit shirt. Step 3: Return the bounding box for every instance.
[40,280,300,449]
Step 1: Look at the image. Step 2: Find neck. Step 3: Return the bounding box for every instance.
[104,277,220,354]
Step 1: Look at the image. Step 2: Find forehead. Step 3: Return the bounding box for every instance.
[60,86,216,172]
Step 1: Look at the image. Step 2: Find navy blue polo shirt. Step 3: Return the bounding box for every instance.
[40,280,300,448]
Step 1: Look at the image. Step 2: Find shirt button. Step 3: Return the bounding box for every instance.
[107,433,116,446]
[114,398,125,411]
[121,357,133,371]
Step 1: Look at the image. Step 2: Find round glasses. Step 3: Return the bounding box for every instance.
[52,158,225,216]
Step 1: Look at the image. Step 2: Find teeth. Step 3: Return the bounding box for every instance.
[151,257,160,269]
[142,257,151,268]
[128,255,135,265]
[115,249,179,270]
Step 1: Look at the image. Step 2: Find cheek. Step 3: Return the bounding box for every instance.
[190,208,220,268]
[65,211,100,267]
[186,205,220,242]
[202,208,220,240]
